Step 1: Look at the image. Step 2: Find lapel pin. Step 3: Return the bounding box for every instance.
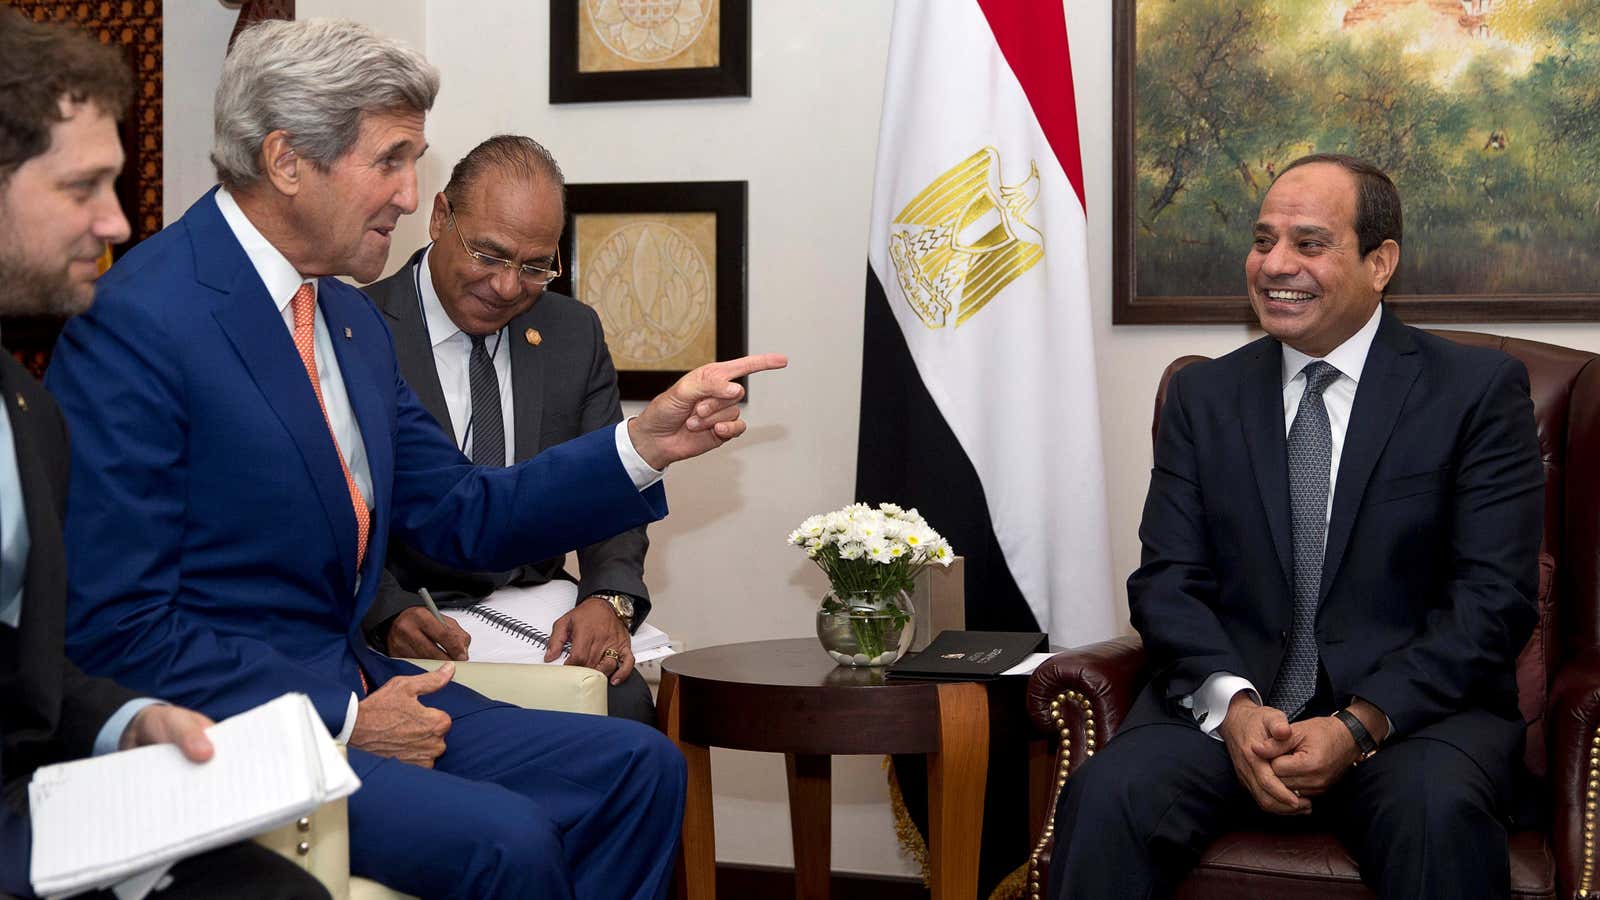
[14,394,26,412]
[343,327,353,340]
[525,328,542,346]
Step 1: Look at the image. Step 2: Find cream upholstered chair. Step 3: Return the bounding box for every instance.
[254,661,610,900]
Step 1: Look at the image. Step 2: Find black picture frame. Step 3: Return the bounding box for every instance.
[552,181,748,400]
[1112,0,1600,325]
[549,1,751,104]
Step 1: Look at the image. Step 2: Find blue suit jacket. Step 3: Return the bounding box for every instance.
[46,189,666,733]
[1124,307,1543,791]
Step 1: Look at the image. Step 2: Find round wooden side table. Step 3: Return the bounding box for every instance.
[658,637,990,900]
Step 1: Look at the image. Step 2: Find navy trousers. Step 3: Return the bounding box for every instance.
[346,680,685,900]
[1046,719,1508,900]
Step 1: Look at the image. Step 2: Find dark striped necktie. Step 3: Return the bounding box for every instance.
[468,334,505,467]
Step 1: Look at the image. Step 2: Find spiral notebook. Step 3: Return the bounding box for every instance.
[441,580,672,665]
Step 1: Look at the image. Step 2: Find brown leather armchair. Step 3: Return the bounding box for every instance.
[1024,331,1600,899]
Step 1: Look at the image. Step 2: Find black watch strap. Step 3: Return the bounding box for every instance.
[1334,708,1379,761]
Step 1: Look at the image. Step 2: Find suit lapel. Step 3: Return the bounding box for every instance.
[1,361,64,726]
[509,307,545,463]
[320,281,391,581]
[1319,308,1421,599]
[1239,340,1293,587]
[379,254,454,433]
[198,197,361,591]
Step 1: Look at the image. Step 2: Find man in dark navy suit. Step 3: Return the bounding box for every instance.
[1047,154,1542,899]
[0,10,327,898]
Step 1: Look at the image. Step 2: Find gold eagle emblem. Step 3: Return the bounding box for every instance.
[888,147,1044,329]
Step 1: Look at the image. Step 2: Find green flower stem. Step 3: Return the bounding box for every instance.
[849,614,887,658]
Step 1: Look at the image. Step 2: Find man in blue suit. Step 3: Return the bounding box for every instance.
[0,11,330,898]
[1046,155,1543,898]
[45,18,783,900]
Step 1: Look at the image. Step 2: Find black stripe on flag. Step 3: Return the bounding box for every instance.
[855,264,1040,633]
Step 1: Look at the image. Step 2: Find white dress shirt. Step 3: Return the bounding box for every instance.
[416,246,516,465]
[1185,304,1384,737]
[212,197,661,741]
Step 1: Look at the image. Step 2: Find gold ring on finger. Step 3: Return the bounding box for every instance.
[601,647,622,662]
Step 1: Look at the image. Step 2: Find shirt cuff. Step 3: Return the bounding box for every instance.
[1181,673,1259,741]
[613,419,664,490]
[335,692,359,745]
[95,697,165,756]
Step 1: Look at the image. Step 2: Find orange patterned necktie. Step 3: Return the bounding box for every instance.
[289,283,371,570]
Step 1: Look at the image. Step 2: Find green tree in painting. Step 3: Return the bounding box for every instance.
[1134,0,1600,298]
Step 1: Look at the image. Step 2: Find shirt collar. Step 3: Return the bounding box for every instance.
[1281,303,1384,387]
[416,245,463,350]
[214,186,316,314]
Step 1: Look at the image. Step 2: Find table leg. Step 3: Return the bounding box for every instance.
[927,682,988,900]
[784,753,832,900]
[660,672,716,900]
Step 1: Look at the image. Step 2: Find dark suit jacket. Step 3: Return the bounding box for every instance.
[361,248,651,636]
[1125,307,1543,795]
[47,189,665,735]
[0,354,138,896]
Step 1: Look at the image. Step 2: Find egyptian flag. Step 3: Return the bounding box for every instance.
[857,0,1115,647]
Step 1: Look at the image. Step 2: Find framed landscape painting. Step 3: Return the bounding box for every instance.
[1113,0,1600,323]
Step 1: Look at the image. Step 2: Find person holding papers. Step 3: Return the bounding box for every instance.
[361,135,657,724]
[0,11,328,898]
[46,17,784,900]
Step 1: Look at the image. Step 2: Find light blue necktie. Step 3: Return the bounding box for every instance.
[0,394,30,628]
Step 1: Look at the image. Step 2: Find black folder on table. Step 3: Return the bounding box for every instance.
[885,630,1048,681]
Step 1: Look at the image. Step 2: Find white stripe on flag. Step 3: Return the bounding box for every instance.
[865,0,1116,645]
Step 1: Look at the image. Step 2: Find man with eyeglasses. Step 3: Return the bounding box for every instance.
[360,135,659,724]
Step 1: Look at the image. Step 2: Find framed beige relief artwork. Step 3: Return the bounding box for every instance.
[552,182,748,399]
[550,1,751,102]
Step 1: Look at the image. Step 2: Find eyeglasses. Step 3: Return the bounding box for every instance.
[443,197,562,287]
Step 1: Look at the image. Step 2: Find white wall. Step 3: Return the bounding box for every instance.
[162,0,1600,879]
[162,2,235,224]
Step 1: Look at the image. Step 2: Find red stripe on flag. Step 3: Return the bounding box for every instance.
[976,0,1086,210]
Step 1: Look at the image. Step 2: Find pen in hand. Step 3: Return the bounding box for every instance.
[415,587,470,661]
[418,587,447,624]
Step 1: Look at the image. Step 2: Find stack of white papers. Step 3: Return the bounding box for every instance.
[29,693,360,898]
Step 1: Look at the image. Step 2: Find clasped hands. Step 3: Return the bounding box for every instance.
[1216,692,1383,815]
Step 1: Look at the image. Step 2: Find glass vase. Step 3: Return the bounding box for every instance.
[816,588,916,667]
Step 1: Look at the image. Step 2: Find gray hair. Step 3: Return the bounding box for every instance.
[211,18,439,191]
